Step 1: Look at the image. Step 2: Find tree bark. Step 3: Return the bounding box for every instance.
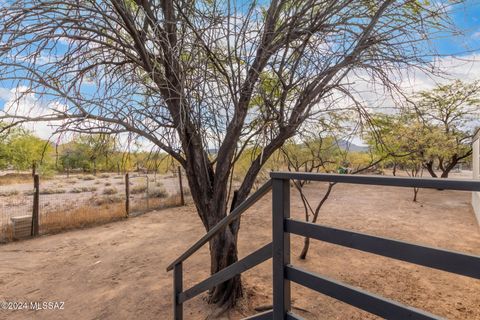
[424,160,437,178]
[413,187,419,202]
[208,227,242,307]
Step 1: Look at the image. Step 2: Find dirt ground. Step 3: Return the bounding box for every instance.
[0,180,479,320]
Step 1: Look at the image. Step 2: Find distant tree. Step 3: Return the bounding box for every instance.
[60,134,117,173]
[0,124,53,171]
[414,80,480,178]
[282,128,388,259]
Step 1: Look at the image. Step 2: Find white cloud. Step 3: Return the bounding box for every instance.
[1,86,64,141]
[1,54,480,146]
[0,87,12,102]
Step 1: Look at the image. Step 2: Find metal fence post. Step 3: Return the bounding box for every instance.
[272,178,291,319]
[31,174,40,236]
[125,173,130,217]
[173,262,183,320]
[178,166,185,206]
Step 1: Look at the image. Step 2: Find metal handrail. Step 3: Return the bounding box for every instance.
[166,179,272,271]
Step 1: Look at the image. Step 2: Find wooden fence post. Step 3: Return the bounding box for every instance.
[125,173,130,217]
[178,166,185,206]
[31,174,40,236]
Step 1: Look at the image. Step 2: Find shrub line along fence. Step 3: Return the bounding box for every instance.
[167,172,480,320]
[0,169,187,242]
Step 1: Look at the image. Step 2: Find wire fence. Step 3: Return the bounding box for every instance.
[0,169,188,243]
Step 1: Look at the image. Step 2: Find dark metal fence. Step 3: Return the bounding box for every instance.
[168,172,480,320]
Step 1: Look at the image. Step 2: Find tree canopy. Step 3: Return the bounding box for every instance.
[0,0,459,307]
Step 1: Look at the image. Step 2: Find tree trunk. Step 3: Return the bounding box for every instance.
[413,187,419,202]
[299,182,334,260]
[440,157,459,178]
[424,160,437,178]
[185,159,244,309]
[208,228,242,307]
[299,237,310,260]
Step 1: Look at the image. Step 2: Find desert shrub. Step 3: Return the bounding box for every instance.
[80,175,96,181]
[0,190,19,197]
[149,188,168,198]
[66,179,78,184]
[116,180,124,185]
[70,186,97,193]
[99,173,110,178]
[94,195,123,206]
[40,188,67,195]
[113,176,123,180]
[105,182,112,186]
[103,187,118,195]
[130,184,147,194]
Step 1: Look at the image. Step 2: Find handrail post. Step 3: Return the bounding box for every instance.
[173,262,183,320]
[272,178,291,319]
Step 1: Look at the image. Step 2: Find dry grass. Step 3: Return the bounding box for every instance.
[103,187,118,195]
[130,184,147,194]
[0,190,20,197]
[40,202,126,234]
[0,223,13,243]
[79,175,96,181]
[40,188,67,195]
[93,195,124,206]
[149,187,168,198]
[1,191,184,243]
[0,173,34,186]
[70,186,97,193]
[130,193,183,214]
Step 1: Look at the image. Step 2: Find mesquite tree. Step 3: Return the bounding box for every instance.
[282,131,387,259]
[415,80,480,178]
[0,0,456,307]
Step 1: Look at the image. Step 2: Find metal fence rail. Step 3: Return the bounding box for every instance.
[168,172,480,320]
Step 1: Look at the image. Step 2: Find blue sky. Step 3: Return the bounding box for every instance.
[1,1,480,141]
[434,0,480,56]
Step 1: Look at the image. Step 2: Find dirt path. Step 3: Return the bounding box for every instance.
[0,182,479,319]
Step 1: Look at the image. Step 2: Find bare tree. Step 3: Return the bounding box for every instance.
[0,0,456,307]
[282,132,387,259]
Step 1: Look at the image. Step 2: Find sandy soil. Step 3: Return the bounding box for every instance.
[0,180,479,320]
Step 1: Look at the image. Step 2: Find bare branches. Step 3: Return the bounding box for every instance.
[0,0,460,305]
